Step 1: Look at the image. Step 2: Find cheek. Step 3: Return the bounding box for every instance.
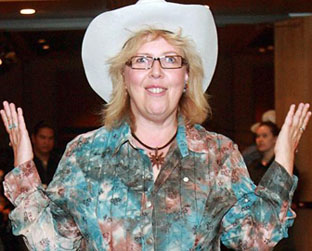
[124,71,145,89]
[123,69,132,88]
[171,72,187,88]
[270,138,276,145]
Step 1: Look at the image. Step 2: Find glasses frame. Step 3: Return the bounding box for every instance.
[126,55,188,70]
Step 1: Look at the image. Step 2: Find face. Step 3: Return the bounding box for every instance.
[32,127,55,154]
[123,37,188,123]
[255,125,277,153]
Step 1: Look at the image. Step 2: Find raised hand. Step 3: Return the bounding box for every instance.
[0,101,34,166]
[275,103,311,175]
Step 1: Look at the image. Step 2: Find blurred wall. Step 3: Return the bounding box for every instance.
[275,16,312,202]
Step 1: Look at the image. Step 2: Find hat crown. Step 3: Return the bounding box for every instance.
[137,0,166,4]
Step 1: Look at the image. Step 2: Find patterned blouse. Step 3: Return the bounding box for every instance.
[3,119,297,250]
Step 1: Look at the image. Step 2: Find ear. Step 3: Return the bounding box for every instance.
[184,71,189,83]
[273,136,278,143]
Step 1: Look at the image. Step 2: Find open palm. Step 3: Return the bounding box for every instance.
[0,101,34,166]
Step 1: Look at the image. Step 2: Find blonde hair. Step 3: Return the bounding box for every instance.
[103,28,211,129]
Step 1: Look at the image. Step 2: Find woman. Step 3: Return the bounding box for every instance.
[1,0,311,250]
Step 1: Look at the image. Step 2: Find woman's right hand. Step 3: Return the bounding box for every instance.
[0,101,33,166]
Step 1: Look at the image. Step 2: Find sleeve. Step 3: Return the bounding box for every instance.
[219,139,297,250]
[2,139,86,250]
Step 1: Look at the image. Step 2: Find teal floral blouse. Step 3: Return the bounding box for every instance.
[3,120,297,250]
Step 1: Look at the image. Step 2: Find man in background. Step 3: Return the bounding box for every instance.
[32,121,60,187]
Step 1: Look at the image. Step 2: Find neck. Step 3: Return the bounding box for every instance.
[133,114,178,148]
[34,150,50,163]
[261,148,274,165]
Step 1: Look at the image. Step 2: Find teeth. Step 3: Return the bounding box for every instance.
[148,88,164,94]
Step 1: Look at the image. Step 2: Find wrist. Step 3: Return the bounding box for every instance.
[275,155,294,175]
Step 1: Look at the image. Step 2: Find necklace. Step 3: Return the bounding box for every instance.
[131,130,178,169]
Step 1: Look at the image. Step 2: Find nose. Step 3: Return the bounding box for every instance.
[256,137,263,145]
[149,58,163,78]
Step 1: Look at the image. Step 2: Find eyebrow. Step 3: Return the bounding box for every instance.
[135,51,180,56]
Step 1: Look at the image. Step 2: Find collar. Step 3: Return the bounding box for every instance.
[111,122,132,155]
[176,116,190,158]
[112,117,190,157]
[110,117,211,157]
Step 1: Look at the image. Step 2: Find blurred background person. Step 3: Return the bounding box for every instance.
[247,121,279,184]
[243,110,276,166]
[31,121,60,187]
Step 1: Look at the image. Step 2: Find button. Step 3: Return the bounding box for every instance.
[183,177,189,182]
[146,201,152,207]
[146,237,153,245]
[244,199,249,203]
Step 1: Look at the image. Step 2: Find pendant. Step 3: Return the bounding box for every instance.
[148,148,165,169]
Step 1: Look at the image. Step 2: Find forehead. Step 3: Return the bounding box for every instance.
[36,127,54,136]
[256,125,272,134]
[136,36,181,55]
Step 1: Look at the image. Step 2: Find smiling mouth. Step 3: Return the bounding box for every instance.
[146,87,166,94]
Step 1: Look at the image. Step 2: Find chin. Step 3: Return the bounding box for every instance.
[147,107,168,116]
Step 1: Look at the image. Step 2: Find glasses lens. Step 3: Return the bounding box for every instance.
[130,56,152,69]
[160,56,182,69]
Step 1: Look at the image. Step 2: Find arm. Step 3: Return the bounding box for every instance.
[220,142,296,250]
[4,160,82,250]
[221,103,310,250]
[1,101,82,250]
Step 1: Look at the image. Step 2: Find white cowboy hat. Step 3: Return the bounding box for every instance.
[250,110,276,133]
[81,0,218,102]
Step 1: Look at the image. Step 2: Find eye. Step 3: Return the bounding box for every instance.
[134,56,149,64]
[164,56,177,64]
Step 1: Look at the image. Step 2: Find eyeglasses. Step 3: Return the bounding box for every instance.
[126,55,187,70]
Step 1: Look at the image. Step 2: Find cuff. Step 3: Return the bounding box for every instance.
[257,161,297,202]
[3,160,42,206]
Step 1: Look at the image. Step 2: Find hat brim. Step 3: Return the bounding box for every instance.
[82,0,218,102]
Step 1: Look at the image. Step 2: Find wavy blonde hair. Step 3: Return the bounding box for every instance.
[103,28,211,129]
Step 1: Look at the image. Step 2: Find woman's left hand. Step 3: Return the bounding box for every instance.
[275,103,311,175]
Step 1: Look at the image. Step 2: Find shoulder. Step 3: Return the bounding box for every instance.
[64,126,111,157]
[186,124,237,154]
[49,127,113,185]
[63,123,130,158]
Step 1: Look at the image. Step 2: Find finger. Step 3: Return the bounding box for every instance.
[301,110,312,132]
[297,103,309,131]
[17,107,27,131]
[0,108,9,133]
[3,101,13,126]
[292,103,304,128]
[1,101,12,133]
[284,104,296,126]
[9,103,19,144]
[0,109,15,148]
[299,104,310,129]
[10,103,18,129]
